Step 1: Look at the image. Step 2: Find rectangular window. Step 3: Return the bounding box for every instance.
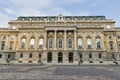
[1,43,5,50]
[39,39,43,48]
[110,43,113,50]
[0,54,2,58]
[9,43,13,50]
[119,44,120,49]
[87,39,92,49]
[20,53,23,58]
[2,36,6,40]
[89,54,92,58]
[78,39,82,49]
[99,53,102,58]
[109,35,112,39]
[118,35,120,39]
[29,53,32,58]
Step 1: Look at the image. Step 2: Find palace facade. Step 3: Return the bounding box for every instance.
[0,14,120,65]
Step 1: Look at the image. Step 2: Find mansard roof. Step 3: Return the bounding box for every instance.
[17,15,106,21]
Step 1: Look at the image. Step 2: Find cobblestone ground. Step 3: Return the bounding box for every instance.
[0,64,120,80]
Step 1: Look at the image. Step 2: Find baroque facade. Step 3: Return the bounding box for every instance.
[0,14,120,65]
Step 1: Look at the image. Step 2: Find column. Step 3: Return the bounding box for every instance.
[54,30,57,50]
[26,33,30,50]
[92,33,95,50]
[44,30,47,50]
[74,30,77,50]
[35,34,38,50]
[64,30,67,50]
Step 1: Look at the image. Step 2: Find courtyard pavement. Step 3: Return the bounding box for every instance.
[0,64,120,80]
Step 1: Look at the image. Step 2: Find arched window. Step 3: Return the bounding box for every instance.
[96,38,101,49]
[49,39,53,48]
[10,42,13,50]
[21,38,26,48]
[68,39,72,48]
[30,38,34,48]
[39,39,43,48]
[58,39,62,48]
[110,42,113,50]
[78,39,82,48]
[1,42,5,50]
[87,38,91,48]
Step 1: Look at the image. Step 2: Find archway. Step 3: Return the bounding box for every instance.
[47,52,52,63]
[58,52,63,63]
[69,52,73,63]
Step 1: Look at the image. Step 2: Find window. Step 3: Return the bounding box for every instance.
[2,35,6,40]
[109,35,112,39]
[0,54,2,58]
[39,39,43,48]
[58,39,62,48]
[119,44,120,49]
[20,53,23,58]
[79,54,82,59]
[87,38,92,49]
[89,54,92,58]
[21,38,26,48]
[110,43,113,50]
[68,39,72,48]
[78,39,82,48]
[1,43,5,50]
[38,53,41,58]
[96,39,101,49]
[29,53,32,58]
[112,54,115,59]
[49,39,53,48]
[9,43,13,50]
[30,38,34,48]
[99,53,102,58]
[8,54,11,58]
[118,35,120,39]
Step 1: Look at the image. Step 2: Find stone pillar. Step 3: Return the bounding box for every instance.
[26,33,30,50]
[17,34,20,50]
[54,30,57,50]
[83,34,86,50]
[64,30,67,50]
[74,30,77,50]
[92,33,95,50]
[101,34,105,50]
[35,34,39,50]
[44,30,47,50]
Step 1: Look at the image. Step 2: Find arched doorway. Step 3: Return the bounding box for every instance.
[58,52,63,63]
[69,52,73,63]
[47,52,52,63]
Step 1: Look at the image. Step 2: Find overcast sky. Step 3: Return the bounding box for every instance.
[0,0,120,27]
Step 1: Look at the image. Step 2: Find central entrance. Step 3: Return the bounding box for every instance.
[58,52,63,63]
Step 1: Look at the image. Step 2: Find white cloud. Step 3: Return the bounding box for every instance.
[0,0,92,27]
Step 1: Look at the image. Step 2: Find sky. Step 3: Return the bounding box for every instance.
[0,0,120,27]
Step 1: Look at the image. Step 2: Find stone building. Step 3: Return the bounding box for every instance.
[0,14,120,65]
